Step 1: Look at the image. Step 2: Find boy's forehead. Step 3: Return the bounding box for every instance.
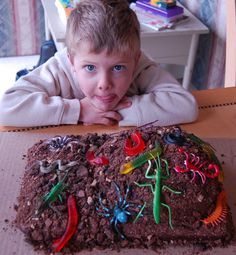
[73,42,137,60]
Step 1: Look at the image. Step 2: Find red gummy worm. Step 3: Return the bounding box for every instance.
[52,194,79,252]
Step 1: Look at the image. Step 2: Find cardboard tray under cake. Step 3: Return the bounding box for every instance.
[0,132,236,255]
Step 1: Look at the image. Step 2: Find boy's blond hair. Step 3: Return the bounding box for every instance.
[66,0,140,56]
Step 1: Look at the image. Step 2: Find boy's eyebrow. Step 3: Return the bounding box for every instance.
[80,60,98,64]
[112,57,135,64]
[80,59,132,65]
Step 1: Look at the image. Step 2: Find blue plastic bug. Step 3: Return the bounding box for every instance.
[97,182,143,239]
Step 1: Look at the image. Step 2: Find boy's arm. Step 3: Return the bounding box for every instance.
[0,56,81,127]
[118,60,198,127]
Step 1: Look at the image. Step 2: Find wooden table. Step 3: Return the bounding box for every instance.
[1,87,236,138]
[40,0,208,90]
[1,88,236,255]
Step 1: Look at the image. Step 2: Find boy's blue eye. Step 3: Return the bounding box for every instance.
[85,65,96,72]
[113,65,125,72]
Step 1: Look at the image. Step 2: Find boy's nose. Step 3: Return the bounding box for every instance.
[98,73,112,90]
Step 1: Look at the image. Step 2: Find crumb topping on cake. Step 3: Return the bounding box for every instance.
[14,125,235,253]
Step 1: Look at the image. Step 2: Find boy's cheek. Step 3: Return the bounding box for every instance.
[67,52,75,66]
[133,50,141,70]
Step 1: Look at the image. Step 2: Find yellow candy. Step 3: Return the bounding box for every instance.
[120,145,162,175]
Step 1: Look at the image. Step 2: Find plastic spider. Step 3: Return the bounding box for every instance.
[45,135,77,151]
[97,182,142,239]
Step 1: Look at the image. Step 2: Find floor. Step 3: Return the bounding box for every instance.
[0,55,39,96]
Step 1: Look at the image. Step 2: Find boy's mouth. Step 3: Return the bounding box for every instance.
[95,95,117,104]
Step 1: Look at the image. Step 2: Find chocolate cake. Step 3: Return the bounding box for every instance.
[14,125,235,253]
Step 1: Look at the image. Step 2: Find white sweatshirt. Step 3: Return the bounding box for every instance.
[0,48,198,127]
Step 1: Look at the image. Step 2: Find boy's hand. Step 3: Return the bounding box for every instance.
[79,97,132,125]
[113,96,132,111]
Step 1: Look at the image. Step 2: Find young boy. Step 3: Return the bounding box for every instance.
[0,0,198,127]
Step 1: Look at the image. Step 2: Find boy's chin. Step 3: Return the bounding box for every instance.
[93,102,117,112]
[96,105,113,111]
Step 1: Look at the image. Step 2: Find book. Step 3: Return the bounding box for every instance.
[130,3,188,31]
[136,1,183,18]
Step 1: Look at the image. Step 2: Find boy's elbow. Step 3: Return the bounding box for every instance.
[183,98,199,124]
[189,104,199,123]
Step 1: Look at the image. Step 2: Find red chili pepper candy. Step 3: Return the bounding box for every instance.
[86,150,96,161]
[124,131,146,156]
[86,150,109,166]
[177,147,185,153]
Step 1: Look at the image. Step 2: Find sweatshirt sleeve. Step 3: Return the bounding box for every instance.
[0,52,81,127]
[118,54,198,127]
